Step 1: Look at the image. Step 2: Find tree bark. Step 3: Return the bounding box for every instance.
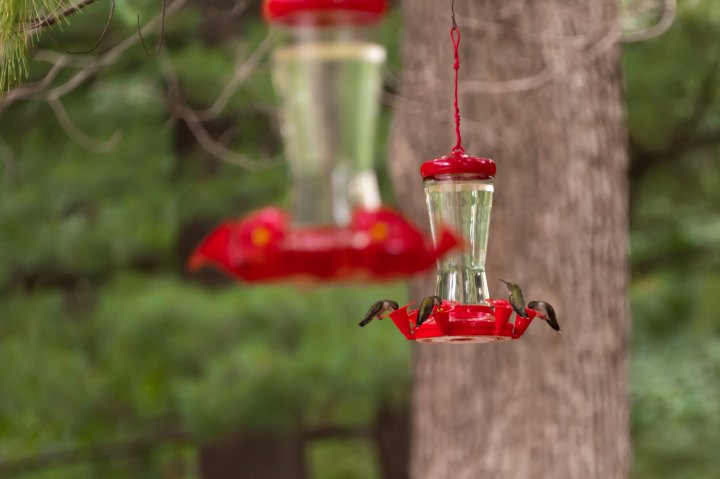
[374,402,410,479]
[199,431,307,479]
[390,1,630,478]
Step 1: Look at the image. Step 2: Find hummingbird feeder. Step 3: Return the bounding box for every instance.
[388,6,539,343]
[188,0,460,284]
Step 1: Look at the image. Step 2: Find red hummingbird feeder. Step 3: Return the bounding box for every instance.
[387,6,538,343]
[189,0,460,284]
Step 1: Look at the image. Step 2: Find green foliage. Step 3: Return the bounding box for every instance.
[625,1,720,150]
[93,278,409,438]
[0,4,409,478]
[625,1,720,477]
[309,439,380,479]
[3,0,720,477]
[631,336,720,479]
[0,0,68,92]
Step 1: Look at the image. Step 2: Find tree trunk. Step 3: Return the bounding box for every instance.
[374,402,410,479]
[390,1,630,478]
[199,431,307,479]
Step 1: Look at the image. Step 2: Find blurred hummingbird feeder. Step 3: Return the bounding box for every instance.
[387,4,540,343]
[188,0,460,283]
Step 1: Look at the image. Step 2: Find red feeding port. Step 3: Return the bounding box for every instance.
[188,207,461,284]
[388,299,539,343]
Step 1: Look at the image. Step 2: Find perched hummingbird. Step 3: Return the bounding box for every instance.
[359,300,399,327]
[499,279,528,318]
[416,296,442,328]
[528,300,562,333]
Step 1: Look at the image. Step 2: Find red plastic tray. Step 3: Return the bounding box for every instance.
[388,299,538,343]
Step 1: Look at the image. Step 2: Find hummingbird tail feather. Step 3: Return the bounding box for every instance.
[358,315,377,327]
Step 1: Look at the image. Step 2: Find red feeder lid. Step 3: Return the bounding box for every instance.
[263,0,388,25]
[420,151,496,180]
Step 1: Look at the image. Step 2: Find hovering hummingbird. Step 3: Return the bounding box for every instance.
[499,279,529,318]
[358,300,399,327]
[416,296,442,328]
[528,300,562,333]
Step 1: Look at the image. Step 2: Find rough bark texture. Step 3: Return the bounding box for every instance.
[389,1,630,478]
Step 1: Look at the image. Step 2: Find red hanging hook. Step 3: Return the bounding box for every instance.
[450,26,463,155]
[450,0,463,155]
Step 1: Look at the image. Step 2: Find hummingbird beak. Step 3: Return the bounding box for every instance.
[499,279,509,286]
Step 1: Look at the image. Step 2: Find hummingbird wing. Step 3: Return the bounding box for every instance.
[510,297,528,318]
[359,301,383,327]
[546,316,562,332]
[528,300,561,332]
[542,302,561,332]
[511,285,529,318]
[415,307,430,327]
[416,297,435,327]
[503,281,529,318]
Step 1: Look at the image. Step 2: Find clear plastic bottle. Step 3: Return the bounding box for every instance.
[266,2,387,227]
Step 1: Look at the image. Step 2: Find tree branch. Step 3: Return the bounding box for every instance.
[621,0,676,43]
[196,32,271,121]
[161,55,279,170]
[629,61,720,187]
[49,0,187,100]
[0,55,70,113]
[458,23,620,95]
[26,0,102,32]
[303,425,370,441]
[44,0,116,55]
[628,135,658,189]
[677,128,720,152]
[665,61,720,155]
[47,96,121,152]
[0,429,188,478]
[208,0,249,16]
[0,423,373,478]
[0,0,188,110]
[137,0,167,57]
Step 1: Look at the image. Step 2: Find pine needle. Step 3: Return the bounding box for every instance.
[0,0,69,94]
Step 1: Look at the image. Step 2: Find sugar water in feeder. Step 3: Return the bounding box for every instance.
[381,8,553,342]
[387,154,519,344]
[422,154,496,304]
[188,0,461,284]
[386,154,549,343]
[266,0,387,227]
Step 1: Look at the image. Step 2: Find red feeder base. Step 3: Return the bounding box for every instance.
[188,207,461,284]
[388,299,539,343]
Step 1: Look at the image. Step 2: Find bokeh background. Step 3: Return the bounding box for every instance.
[1,0,719,477]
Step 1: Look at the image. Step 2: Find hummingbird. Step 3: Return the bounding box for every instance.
[416,296,442,328]
[359,300,399,327]
[528,300,562,333]
[499,279,528,318]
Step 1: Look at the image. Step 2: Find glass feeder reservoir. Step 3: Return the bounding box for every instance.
[188,0,462,285]
[421,152,496,304]
[265,0,387,227]
[386,152,531,344]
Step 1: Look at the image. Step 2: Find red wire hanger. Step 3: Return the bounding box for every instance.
[450,1,464,155]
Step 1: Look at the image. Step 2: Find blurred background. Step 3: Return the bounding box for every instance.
[1,0,719,477]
